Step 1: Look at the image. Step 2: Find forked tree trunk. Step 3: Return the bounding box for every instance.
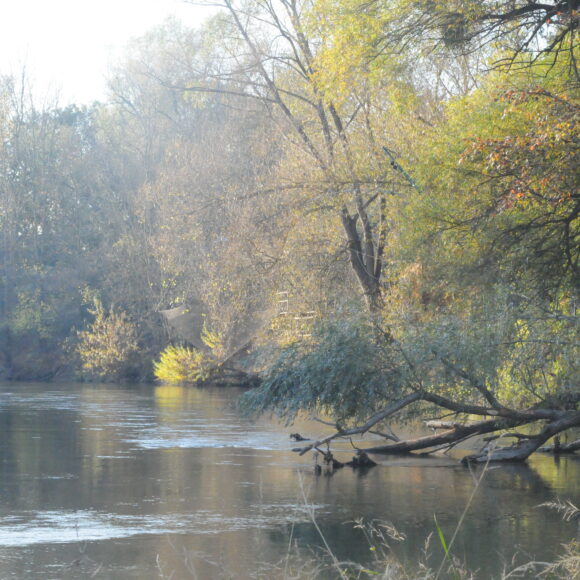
[341,209,384,313]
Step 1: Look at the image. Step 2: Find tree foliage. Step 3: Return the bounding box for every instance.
[243,313,410,424]
[153,345,216,384]
[238,3,580,461]
[154,323,228,384]
[0,0,578,464]
[76,297,140,381]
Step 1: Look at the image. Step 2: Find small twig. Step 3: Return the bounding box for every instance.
[419,433,474,456]
[296,474,349,580]
[434,452,493,580]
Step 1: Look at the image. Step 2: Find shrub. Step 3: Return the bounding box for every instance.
[76,298,139,381]
[153,344,216,384]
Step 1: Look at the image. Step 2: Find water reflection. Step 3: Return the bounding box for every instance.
[0,382,577,579]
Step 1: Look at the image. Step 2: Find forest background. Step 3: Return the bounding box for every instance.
[0,0,578,461]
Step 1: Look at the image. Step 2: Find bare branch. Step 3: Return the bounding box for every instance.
[293,392,422,455]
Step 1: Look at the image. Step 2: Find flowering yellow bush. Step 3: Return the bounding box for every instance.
[153,345,215,384]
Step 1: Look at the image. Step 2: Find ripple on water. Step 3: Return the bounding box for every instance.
[0,505,328,547]
[127,427,294,451]
[0,392,80,412]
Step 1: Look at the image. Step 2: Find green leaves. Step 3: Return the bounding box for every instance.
[433,514,450,559]
[241,312,410,424]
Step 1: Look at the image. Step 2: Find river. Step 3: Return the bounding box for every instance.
[0,382,578,579]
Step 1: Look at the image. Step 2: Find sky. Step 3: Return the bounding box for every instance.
[0,0,212,106]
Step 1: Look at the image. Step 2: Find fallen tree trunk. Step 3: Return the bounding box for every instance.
[365,418,524,455]
[290,387,580,464]
[425,420,474,430]
[461,412,580,464]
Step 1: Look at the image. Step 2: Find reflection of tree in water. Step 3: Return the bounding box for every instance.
[266,520,386,573]
[262,457,580,575]
[481,462,551,493]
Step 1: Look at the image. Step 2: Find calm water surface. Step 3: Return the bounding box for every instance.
[0,382,578,579]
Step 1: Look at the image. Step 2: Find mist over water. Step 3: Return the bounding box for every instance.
[0,382,577,578]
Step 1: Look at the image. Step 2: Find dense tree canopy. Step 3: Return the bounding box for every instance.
[0,0,577,462]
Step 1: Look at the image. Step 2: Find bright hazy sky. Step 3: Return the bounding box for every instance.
[0,0,211,106]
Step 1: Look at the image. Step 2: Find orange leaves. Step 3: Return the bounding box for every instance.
[457,85,577,214]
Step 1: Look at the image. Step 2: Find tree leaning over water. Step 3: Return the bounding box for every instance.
[239,0,580,463]
[242,299,580,463]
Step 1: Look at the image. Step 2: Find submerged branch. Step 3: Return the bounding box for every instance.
[539,437,580,454]
[365,418,524,455]
[292,385,580,464]
[293,392,422,455]
[462,411,580,464]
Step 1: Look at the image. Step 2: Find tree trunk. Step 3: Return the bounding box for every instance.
[341,209,383,312]
[462,411,580,464]
[365,419,519,455]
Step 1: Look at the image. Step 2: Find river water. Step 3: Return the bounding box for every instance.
[0,382,578,579]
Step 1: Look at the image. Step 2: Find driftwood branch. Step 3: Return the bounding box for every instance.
[483,432,534,442]
[425,420,477,430]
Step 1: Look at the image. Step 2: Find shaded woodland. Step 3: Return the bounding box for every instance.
[0,0,578,462]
